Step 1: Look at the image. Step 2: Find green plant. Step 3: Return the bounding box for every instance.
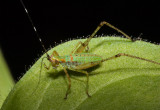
[1,37,160,110]
[0,49,14,108]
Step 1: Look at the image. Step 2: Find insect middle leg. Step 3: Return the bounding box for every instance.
[74,21,133,54]
[69,68,90,97]
[63,67,71,99]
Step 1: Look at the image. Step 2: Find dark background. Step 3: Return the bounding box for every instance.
[1,0,160,81]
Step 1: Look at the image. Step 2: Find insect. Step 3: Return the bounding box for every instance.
[20,0,160,99]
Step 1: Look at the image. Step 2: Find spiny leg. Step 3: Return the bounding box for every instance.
[74,21,133,54]
[100,21,133,41]
[63,67,71,99]
[69,68,90,97]
[102,53,160,65]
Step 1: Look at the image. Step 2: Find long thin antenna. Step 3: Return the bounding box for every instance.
[20,0,51,95]
[20,0,49,57]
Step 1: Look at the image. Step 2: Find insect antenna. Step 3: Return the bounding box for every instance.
[20,0,50,94]
[20,0,50,58]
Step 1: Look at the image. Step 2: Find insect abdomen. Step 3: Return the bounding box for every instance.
[60,53,102,68]
[72,53,102,63]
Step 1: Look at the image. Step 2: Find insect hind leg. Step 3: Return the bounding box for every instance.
[100,21,134,41]
[102,53,160,65]
[30,57,48,95]
[74,21,134,54]
[71,41,89,54]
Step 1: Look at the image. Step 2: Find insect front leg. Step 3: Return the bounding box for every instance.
[69,68,91,97]
[44,50,60,69]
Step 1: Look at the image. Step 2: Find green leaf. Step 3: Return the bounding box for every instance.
[0,49,14,108]
[1,37,160,110]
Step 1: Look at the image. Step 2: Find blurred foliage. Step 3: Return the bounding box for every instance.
[0,49,14,108]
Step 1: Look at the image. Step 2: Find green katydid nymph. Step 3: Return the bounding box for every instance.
[20,0,160,99]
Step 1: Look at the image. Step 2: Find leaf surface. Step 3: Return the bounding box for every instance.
[2,37,160,110]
